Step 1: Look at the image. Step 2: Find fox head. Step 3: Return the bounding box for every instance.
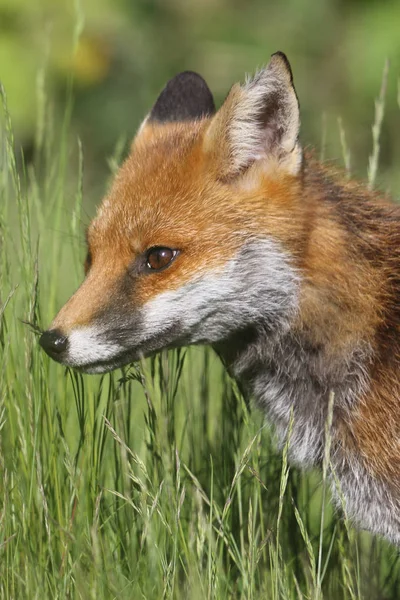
[40,52,304,373]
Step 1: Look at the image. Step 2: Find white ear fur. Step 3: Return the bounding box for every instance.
[206,52,302,179]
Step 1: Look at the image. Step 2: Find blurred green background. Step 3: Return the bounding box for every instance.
[1,0,399,208]
[1,2,400,597]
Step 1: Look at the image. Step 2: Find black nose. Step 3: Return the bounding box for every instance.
[39,329,68,357]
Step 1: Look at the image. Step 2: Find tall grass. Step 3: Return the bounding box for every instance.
[1,61,400,600]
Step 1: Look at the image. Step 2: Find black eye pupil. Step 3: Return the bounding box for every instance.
[147,247,175,271]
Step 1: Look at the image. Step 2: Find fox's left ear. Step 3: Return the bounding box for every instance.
[148,71,215,123]
[133,71,215,146]
[205,52,301,179]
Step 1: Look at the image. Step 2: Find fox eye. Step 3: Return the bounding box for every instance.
[146,247,177,271]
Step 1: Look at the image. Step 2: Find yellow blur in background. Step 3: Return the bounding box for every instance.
[0,0,399,200]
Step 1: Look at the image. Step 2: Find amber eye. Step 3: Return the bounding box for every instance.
[146,247,177,271]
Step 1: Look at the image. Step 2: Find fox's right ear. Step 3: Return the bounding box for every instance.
[204,52,302,180]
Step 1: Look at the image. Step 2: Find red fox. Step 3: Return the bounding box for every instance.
[40,52,400,544]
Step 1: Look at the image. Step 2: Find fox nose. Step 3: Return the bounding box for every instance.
[39,329,68,357]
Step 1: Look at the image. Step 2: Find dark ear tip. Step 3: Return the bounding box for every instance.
[149,70,215,124]
[173,71,208,83]
[270,51,294,82]
[271,50,289,61]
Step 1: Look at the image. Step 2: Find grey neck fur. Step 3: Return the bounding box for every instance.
[214,321,400,545]
[215,325,369,467]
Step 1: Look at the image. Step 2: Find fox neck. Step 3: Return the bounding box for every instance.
[215,161,379,466]
[214,323,371,468]
[215,160,400,542]
[216,316,400,544]
[215,156,400,465]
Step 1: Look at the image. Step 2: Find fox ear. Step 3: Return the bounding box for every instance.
[205,52,301,179]
[148,71,215,123]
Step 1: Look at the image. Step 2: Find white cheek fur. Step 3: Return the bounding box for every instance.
[141,237,299,342]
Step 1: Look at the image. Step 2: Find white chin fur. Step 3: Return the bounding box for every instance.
[65,327,122,368]
[78,362,121,375]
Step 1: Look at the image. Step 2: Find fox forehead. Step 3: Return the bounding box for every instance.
[84,121,246,305]
[88,120,302,260]
[89,121,235,251]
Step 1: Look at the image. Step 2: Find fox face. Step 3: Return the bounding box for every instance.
[40,53,303,373]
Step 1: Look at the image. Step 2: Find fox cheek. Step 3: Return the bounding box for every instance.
[140,239,300,346]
